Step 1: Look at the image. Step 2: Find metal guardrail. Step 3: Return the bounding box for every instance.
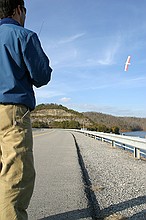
[73,129,146,159]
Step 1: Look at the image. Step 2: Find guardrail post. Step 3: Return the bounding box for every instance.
[112,140,115,147]
[134,147,141,159]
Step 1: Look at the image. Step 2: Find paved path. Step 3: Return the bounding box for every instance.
[28,130,93,220]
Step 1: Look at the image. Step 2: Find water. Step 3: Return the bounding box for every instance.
[122,131,146,158]
[123,131,146,138]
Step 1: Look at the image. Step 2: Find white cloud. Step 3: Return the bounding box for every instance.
[66,103,146,117]
[86,34,122,66]
[58,33,85,44]
[34,88,64,99]
[46,33,85,50]
[118,76,146,88]
[59,97,71,103]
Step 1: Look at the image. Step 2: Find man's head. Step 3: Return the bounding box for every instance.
[0,0,26,26]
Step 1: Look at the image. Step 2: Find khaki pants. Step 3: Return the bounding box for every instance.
[0,105,35,220]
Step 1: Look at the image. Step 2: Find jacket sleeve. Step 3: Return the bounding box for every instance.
[23,32,52,88]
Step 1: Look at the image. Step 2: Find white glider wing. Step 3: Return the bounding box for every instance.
[124,55,131,71]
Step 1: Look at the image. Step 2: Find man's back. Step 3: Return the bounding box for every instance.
[0,18,52,110]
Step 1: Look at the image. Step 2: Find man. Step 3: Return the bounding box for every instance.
[0,0,52,219]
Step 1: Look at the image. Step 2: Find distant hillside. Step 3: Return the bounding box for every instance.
[83,112,146,132]
[31,103,146,132]
[31,103,92,129]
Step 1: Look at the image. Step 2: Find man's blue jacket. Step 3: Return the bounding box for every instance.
[0,18,52,110]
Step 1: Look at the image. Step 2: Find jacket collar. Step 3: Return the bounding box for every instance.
[0,18,21,26]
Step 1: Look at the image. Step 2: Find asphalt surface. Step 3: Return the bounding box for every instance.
[27,129,93,220]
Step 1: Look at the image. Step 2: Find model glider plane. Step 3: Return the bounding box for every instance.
[124,55,131,71]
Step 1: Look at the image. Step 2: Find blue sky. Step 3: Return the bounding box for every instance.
[25,0,146,117]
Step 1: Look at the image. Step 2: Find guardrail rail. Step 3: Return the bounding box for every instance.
[73,129,146,160]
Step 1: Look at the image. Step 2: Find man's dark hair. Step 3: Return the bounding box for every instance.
[0,0,24,18]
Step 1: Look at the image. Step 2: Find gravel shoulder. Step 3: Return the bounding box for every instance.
[71,131,146,220]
